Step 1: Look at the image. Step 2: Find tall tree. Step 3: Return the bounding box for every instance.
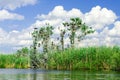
[31,24,53,68]
[38,24,53,53]
[37,24,53,69]
[31,27,39,68]
[60,29,66,51]
[63,17,94,48]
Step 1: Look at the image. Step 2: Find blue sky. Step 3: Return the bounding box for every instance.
[0,0,120,53]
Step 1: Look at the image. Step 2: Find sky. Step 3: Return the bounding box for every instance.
[0,0,120,53]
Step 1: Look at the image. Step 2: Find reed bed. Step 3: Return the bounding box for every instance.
[0,46,120,71]
[0,54,29,68]
[47,46,120,71]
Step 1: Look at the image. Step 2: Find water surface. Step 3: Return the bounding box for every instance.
[0,69,120,80]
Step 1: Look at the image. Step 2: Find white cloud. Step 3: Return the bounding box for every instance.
[84,6,117,30]
[36,6,83,20]
[0,0,37,10]
[109,21,120,37]
[0,28,8,44]
[0,28,32,51]
[33,19,63,28]
[0,9,24,21]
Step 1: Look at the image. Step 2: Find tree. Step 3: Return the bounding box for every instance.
[60,29,66,51]
[16,47,29,57]
[38,23,53,53]
[63,17,94,48]
[31,24,53,68]
[37,23,54,69]
[31,27,39,68]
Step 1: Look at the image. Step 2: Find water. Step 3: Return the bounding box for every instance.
[0,69,120,80]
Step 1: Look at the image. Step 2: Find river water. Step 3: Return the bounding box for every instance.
[0,69,120,80]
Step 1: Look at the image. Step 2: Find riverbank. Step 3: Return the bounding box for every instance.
[0,46,120,71]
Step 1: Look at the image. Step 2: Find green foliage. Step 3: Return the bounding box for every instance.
[0,54,29,68]
[60,30,66,51]
[31,27,38,68]
[31,23,54,68]
[33,23,53,53]
[63,17,94,48]
[16,47,29,57]
[0,46,120,71]
[47,46,120,71]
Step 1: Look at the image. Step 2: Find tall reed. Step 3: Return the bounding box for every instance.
[0,46,120,71]
[47,46,120,71]
[0,54,29,68]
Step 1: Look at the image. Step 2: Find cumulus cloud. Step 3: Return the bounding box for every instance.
[84,6,117,30]
[0,28,32,48]
[0,0,37,10]
[0,5,120,53]
[0,27,32,53]
[36,6,83,20]
[109,21,120,37]
[0,9,24,21]
[0,28,8,44]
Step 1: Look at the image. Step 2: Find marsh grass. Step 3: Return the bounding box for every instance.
[47,46,120,70]
[0,54,29,68]
[0,46,120,71]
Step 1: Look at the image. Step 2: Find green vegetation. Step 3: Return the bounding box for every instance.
[47,46,120,71]
[63,18,94,48]
[0,47,30,68]
[0,54,29,68]
[31,23,54,68]
[0,46,120,71]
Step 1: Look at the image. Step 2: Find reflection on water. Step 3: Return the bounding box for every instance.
[0,69,120,80]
